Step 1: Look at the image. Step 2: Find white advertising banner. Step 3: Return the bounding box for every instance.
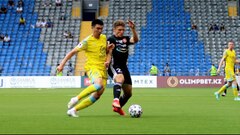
[0,76,81,88]
[131,76,157,88]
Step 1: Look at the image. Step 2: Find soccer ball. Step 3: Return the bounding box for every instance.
[128,104,143,118]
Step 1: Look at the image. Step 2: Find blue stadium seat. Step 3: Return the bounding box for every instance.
[0,0,49,76]
[127,0,211,75]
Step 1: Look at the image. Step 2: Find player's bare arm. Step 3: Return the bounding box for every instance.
[105,43,115,68]
[222,61,225,67]
[128,20,139,43]
[217,57,225,74]
[57,48,78,72]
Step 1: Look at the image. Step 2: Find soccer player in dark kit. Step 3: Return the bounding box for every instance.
[108,20,139,115]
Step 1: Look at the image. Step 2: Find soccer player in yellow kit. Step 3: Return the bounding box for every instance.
[57,19,114,117]
[214,41,240,101]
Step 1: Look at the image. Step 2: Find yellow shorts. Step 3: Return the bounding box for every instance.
[225,69,236,82]
[87,68,107,88]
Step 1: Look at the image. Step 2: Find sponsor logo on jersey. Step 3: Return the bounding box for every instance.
[77,42,83,48]
[122,38,127,43]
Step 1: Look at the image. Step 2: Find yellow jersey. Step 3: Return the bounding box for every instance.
[223,49,236,71]
[75,34,107,71]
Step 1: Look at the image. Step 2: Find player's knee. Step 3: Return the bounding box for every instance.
[232,84,237,89]
[93,79,104,91]
[115,74,124,83]
[95,91,104,99]
[224,84,229,88]
[225,82,231,88]
[114,82,122,86]
[94,83,104,91]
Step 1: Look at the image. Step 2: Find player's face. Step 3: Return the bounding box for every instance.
[92,24,103,38]
[228,42,234,50]
[114,26,125,37]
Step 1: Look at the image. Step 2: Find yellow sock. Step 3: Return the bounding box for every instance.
[232,85,238,97]
[217,85,228,94]
[74,95,97,111]
[77,84,101,100]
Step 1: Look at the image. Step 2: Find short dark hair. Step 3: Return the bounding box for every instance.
[228,40,234,44]
[91,19,104,27]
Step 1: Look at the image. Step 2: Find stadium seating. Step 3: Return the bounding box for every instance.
[102,0,211,76]
[0,0,51,76]
[34,0,80,76]
[1,0,235,76]
[0,0,79,76]
[185,0,240,67]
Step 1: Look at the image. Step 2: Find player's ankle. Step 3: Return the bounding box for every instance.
[114,98,119,101]
[72,107,77,112]
[76,96,81,100]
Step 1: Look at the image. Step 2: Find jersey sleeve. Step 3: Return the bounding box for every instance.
[75,39,88,52]
[126,36,133,45]
[222,50,228,59]
[107,36,116,44]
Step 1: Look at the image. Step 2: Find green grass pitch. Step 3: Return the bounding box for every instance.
[0,88,240,134]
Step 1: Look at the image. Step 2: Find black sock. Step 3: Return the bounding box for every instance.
[224,81,227,94]
[113,83,122,99]
[237,85,239,92]
[223,89,227,94]
[119,94,131,107]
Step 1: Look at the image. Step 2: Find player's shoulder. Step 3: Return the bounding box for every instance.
[227,49,236,55]
[82,35,92,42]
[100,34,107,40]
[107,35,115,40]
[223,49,229,54]
[233,49,236,54]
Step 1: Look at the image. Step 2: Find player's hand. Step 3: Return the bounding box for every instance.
[217,68,220,75]
[57,65,64,72]
[127,20,135,29]
[104,61,110,69]
[107,42,115,51]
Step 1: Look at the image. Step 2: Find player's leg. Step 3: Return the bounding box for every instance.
[222,79,228,96]
[113,69,132,115]
[232,80,240,101]
[112,74,124,108]
[67,77,107,117]
[67,69,103,109]
[237,84,240,96]
[215,71,232,100]
[227,71,240,100]
[214,82,231,100]
[113,84,132,116]
[109,66,124,108]
[119,68,132,107]
[67,69,106,117]
[120,84,132,107]
[74,78,105,110]
[112,68,132,116]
